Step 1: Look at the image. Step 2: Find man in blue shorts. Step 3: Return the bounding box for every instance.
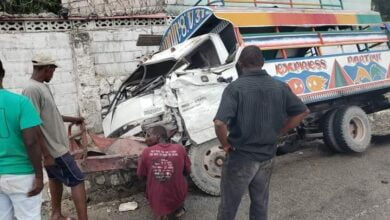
[23,54,88,220]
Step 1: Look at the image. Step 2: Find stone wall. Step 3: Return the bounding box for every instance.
[0,18,168,132]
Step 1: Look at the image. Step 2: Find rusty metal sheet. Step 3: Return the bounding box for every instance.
[76,155,138,173]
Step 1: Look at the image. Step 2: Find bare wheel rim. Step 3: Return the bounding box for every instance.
[202,144,225,179]
[349,116,365,142]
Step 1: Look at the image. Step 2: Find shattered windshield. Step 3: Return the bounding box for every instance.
[105,59,177,115]
[185,39,221,70]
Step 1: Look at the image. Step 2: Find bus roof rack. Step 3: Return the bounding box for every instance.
[200,0,344,10]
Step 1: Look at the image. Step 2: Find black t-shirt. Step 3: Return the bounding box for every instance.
[214,70,307,162]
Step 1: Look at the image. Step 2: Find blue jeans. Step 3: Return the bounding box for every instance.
[217,152,274,220]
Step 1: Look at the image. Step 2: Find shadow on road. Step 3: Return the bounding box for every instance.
[372,134,390,145]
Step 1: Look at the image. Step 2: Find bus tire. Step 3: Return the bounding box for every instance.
[333,106,371,153]
[322,109,345,153]
[188,139,224,196]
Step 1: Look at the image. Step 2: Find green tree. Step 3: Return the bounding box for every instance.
[0,0,61,14]
[372,0,390,21]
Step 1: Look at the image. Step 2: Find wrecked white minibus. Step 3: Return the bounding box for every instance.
[102,4,390,195]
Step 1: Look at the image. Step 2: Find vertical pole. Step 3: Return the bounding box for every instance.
[234,27,244,46]
[316,47,322,56]
[282,49,288,59]
[254,0,257,7]
[319,0,323,9]
[289,0,293,8]
[339,0,344,9]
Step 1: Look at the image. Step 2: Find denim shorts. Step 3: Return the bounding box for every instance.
[46,153,85,187]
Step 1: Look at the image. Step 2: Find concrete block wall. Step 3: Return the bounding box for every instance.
[1,23,167,132]
[89,27,161,111]
[0,32,79,117]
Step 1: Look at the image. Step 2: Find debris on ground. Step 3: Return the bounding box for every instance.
[118,201,138,212]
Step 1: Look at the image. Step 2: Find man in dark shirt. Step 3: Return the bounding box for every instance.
[137,126,191,220]
[214,46,309,220]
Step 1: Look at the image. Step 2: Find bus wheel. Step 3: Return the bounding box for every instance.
[189,139,224,196]
[322,109,345,153]
[333,106,372,153]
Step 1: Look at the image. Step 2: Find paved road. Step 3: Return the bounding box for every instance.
[53,135,390,220]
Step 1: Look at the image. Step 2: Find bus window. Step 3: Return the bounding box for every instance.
[321,45,344,56]
[342,44,359,53]
[263,47,317,61]
[357,44,369,52]
[263,50,279,61]
[368,42,389,51]
[304,48,318,57]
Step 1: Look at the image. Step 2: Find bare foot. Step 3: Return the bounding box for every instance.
[51,214,75,220]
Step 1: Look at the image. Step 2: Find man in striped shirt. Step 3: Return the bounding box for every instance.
[214,46,309,220]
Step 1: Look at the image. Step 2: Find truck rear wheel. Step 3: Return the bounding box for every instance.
[188,139,224,196]
[333,106,371,153]
[322,109,345,153]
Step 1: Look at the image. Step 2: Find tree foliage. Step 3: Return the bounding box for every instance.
[372,0,390,21]
[0,0,61,14]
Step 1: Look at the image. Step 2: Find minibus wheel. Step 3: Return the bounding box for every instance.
[322,109,345,153]
[333,106,371,153]
[188,139,224,196]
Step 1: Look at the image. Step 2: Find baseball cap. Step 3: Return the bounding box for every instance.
[32,53,58,67]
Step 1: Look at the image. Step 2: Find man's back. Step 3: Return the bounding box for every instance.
[215,70,307,161]
[214,46,309,220]
[137,143,191,216]
[23,79,68,158]
[0,90,41,174]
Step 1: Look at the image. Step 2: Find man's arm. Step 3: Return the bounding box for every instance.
[137,151,147,181]
[37,129,55,166]
[214,120,232,153]
[213,86,238,153]
[22,126,44,197]
[62,115,84,124]
[183,148,191,175]
[281,84,310,135]
[280,109,310,136]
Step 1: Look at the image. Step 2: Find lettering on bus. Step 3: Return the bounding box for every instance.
[275,59,327,75]
[347,53,382,64]
[161,7,212,50]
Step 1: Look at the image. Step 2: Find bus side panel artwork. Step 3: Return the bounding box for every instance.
[263,51,390,103]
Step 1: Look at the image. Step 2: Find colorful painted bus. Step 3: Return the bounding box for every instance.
[102,2,390,195]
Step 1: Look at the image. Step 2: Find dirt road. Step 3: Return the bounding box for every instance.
[43,135,390,220]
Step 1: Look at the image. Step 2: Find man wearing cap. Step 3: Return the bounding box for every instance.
[0,59,44,219]
[23,54,88,220]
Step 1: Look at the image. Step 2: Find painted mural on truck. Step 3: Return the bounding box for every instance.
[263,51,390,98]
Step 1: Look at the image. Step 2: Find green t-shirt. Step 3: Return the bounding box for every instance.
[0,89,42,175]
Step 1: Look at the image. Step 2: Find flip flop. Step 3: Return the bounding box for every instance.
[175,207,186,218]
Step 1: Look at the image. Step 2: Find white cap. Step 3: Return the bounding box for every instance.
[32,53,57,67]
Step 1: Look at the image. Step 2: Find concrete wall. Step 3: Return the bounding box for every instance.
[0,33,78,117]
[0,20,167,132]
